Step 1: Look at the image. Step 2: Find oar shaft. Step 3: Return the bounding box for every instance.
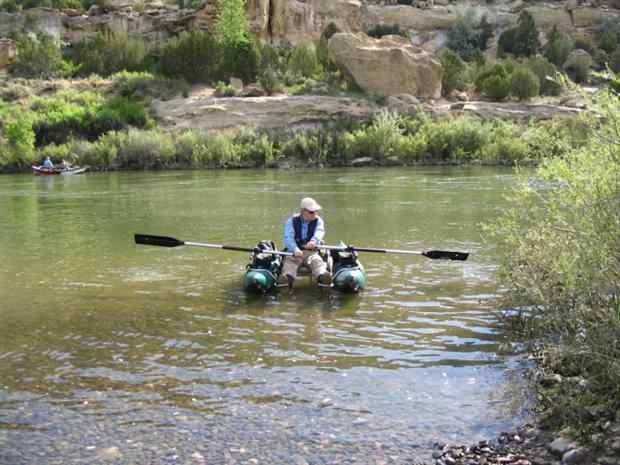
[317,244,421,255]
[135,234,293,256]
[318,244,469,261]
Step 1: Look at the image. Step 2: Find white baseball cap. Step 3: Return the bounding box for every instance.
[300,197,322,212]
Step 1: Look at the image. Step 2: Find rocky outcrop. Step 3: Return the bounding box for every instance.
[150,92,584,133]
[1,1,619,53]
[0,37,17,68]
[152,94,380,133]
[328,32,443,98]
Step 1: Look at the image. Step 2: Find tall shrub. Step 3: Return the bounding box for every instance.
[75,31,148,76]
[509,66,539,100]
[438,47,466,96]
[9,32,69,78]
[485,84,620,433]
[288,42,321,79]
[498,10,540,57]
[159,29,222,83]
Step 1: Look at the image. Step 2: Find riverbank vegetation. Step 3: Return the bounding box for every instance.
[0,73,591,172]
[486,81,619,442]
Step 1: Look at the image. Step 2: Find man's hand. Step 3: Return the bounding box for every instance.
[294,249,303,258]
[305,240,317,250]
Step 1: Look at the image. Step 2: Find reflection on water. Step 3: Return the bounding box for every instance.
[0,168,532,464]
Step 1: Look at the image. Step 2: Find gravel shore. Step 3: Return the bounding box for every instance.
[425,421,620,465]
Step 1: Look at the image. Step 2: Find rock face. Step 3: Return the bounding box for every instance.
[2,1,619,54]
[153,94,379,133]
[328,32,443,98]
[0,37,17,68]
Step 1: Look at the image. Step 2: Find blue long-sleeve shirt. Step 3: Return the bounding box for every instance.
[284,214,325,252]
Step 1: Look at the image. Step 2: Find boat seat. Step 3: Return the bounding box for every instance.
[297,265,312,277]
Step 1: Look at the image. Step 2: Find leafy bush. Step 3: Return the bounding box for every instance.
[477,15,494,51]
[259,69,281,95]
[214,81,237,97]
[485,85,620,435]
[75,31,148,77]
[438,48,467,96]
[498,10,540,57]
[510,66,540,100]
[483,75,511,101]
[544,26,571,67]
[0,103,36,171]
[219,36,261,84]
[598,30,618,55]
[367,24,409,39]
[9,32,70,78]
[523,55,563,96]
[105,128,173,168]
[159,29,222,84]
[474,63,509,92]
[565,54,590,83]
[288,42,321,79]
[260,44,281,72]
[447,14,480,62]
[573,36,596,54]
[0,83,31,101]
[611,50,620,73]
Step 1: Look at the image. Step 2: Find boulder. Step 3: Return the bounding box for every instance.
[0,37,17,69]
[328,32,442,98]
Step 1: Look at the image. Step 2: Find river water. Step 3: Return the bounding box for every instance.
[0,167,531,464]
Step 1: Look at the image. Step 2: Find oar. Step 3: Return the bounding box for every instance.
[134,234,293,256]
[318,244,469,261]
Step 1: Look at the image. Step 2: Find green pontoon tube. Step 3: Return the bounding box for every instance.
[328,241,367,293]
[243,240,284,294]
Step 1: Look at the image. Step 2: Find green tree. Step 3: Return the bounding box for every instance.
[477,14,493,50]
[288,42,320,78]
[509,66,539,100]
[9,32,69,78]
[219,36,261,83]
[316,22,341,71]
[215,0,248,46]
[438,47,466,95]
[483,75,510,101]
[598,30,618,55]
[76,31,148,76]
[498,11,540,57]
[523,55,563,96]
[515,10,540,57]
[485,83,620,433]
[544,26,571,68]
[159,28,222,83]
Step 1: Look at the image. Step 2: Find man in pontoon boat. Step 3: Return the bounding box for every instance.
[278,197,332,288]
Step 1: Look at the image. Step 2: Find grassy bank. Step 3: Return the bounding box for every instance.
[485,82,619,442]
[0,74,591,172]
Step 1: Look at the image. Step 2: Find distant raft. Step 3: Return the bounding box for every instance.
[32,165,88,176]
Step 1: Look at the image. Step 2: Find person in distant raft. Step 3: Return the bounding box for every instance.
[278,197,332,288]
[42,156,54,169]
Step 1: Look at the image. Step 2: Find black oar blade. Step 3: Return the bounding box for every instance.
[422,250,469,261]
[135,234,185,247]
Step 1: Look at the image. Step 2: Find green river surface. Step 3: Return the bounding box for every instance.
[0,167,532,464]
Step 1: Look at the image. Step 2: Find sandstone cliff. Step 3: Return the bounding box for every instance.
[1,0,618,53]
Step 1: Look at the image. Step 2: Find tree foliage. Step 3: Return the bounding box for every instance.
[485,83,620,433]
[215,0,249,46]
[159,29,222,83]
[75,31,149,77]
[9,31,69,78]
[498,10,540,57]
